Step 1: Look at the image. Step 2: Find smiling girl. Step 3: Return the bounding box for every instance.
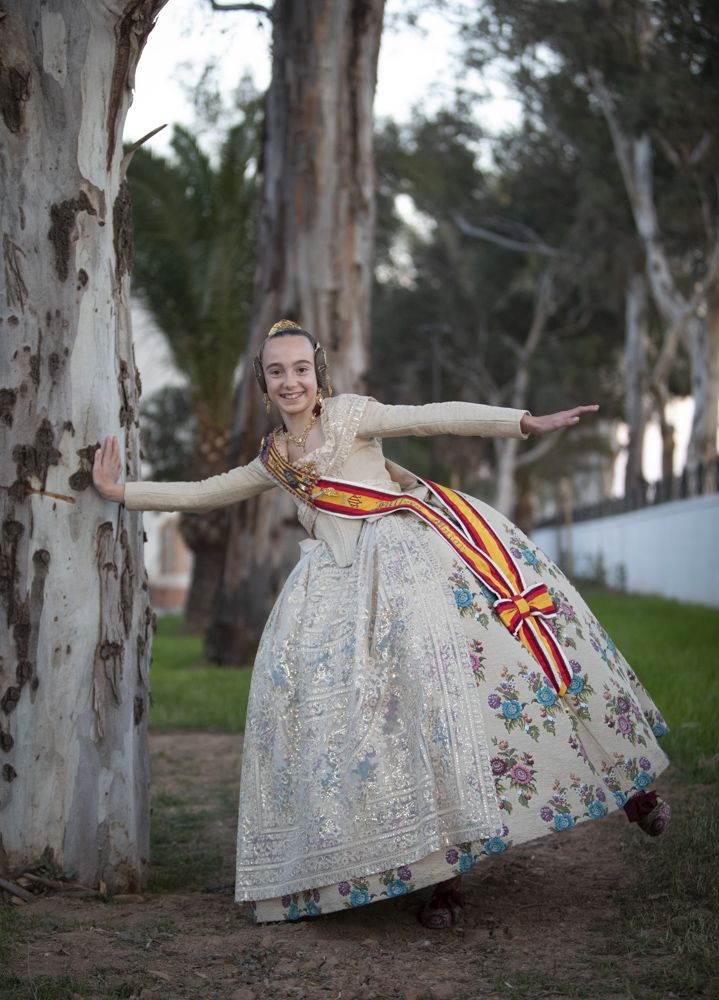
[93,319,671,928]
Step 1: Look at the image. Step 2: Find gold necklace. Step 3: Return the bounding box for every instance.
[283,408,318,453]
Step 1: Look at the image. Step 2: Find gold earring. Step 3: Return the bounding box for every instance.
[263,393,271,414]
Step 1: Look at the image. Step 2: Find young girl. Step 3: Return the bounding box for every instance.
[93,320,670,928]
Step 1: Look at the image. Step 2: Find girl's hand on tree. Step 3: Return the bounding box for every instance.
[520,404,599,436]
[92,435,125,503]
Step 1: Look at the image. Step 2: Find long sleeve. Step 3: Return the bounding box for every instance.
[357,398,530,440]
[122,456,276,513]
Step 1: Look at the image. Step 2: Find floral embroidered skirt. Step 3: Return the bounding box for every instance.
[233,492,670,922]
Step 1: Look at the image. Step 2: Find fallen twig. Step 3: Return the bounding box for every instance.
[0,876,34,902]
[17,871,68,891]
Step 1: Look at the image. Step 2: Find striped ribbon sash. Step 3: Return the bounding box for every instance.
[260,434,572,695]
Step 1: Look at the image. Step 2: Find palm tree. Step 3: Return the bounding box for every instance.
[129,103,260,633]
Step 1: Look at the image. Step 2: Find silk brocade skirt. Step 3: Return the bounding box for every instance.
[233,492,670,922]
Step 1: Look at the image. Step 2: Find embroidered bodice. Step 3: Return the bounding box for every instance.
[123,394,529,566]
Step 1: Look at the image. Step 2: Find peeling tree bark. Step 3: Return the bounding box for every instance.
[206,0,385,663]
[0,0,167,890]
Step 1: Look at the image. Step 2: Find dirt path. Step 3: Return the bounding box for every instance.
[5,731,678,1000]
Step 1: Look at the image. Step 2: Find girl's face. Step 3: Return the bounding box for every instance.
[262,335,318,422]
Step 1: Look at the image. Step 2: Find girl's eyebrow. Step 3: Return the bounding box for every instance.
[266,360,312,368]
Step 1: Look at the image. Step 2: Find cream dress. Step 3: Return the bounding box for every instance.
[124,394,670,922]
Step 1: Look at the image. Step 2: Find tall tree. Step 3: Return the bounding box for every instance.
[371,108,623,516]
[466,0,719,478]
[205,0,386,663]
[0,0,167,890]
[129,111,259,632]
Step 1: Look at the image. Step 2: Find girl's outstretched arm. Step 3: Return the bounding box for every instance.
[357,398,599,440]
[357,399,531,439]
[91,435,275,513]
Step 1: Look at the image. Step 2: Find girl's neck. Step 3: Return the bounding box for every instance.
[282,404,315,437]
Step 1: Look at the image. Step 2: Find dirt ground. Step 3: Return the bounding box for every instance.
[4,731,681,1000]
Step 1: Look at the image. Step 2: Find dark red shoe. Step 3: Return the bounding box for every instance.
[417,875,465,929]
[624,789,672,837]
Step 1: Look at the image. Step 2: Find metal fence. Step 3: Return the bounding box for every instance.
[535,456,719,529]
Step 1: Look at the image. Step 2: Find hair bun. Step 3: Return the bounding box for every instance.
[267,319,302,337]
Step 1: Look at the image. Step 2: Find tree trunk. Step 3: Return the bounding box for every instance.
[590,70,719,471]
[178,509,228,635]
[177,423,230,634]
[492,267,555,515]
[494,436,520,516]
[206,0,385,664]
[0,0,167,890]
[624,268,650,500]
[687,301,719,474]
[657,396,675,489]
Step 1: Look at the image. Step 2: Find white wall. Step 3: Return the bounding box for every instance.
[531,494,719,608]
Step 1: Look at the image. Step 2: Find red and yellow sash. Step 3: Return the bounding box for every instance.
[260,434,572,695]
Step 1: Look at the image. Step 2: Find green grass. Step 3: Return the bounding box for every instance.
[615,783,719,999]
[148,795,227,892]
[148,615,253,732]
[585,591,719,780]
[568,590,718,998]
[0,975,96,1000]
[488,786,719,1000]
[0,903,15,964]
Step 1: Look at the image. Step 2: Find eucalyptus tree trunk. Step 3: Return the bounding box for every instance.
[206,0,385,664]
[492,268,557,517]
[0,0,166,890]
[687,301,719,478]
[624,269,650,500]
[590,70,719,473]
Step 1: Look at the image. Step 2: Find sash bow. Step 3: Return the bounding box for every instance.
[494,584,556,635]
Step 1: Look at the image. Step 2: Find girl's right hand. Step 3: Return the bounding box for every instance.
[92,435,125,503]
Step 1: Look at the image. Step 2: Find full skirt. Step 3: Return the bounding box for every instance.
[233,492,670,922]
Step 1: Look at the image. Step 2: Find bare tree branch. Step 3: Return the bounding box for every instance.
[452,211,564,258]
[689,132,712,167]
[588,67,641,209]
[208,1,270,13]
[651,129,682,169]
[120,123,167,178]
[470,214,552,246]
